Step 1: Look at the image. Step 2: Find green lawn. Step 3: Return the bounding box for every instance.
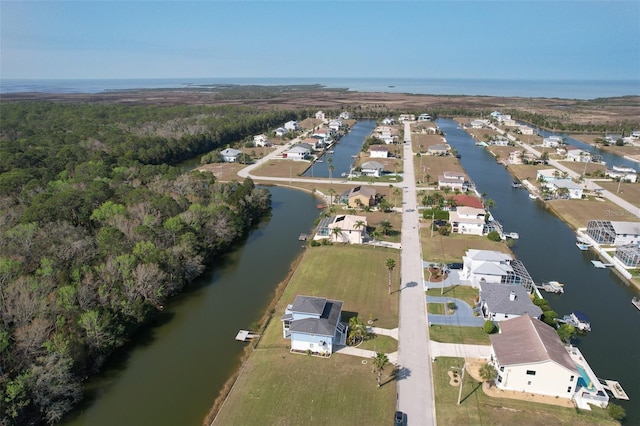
[433,357,618,426]
[427,303,446,315]
[428,324,491,345]
[358,334,398,353]
[213,244,400,425]
[427,285,479,308]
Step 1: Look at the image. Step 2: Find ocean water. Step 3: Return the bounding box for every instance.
[1,77,639,100]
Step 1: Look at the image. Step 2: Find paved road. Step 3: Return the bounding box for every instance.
[397,121,436,425]
[429,341,491,359]
[426,296,485,327]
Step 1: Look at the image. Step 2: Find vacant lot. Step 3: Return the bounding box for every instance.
[548,198,640,229]
[212,245,399,425]
[421,231,512,264]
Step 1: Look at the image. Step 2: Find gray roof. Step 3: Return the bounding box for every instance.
[611,221,640,236]
[490,315,578,373]
[479,283,543,317]
[361,161,384,170]
[289,295,343,337]
[220,148,241,156]
[428,144,449,151]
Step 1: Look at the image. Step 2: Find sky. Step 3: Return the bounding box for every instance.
[1,0,639,81]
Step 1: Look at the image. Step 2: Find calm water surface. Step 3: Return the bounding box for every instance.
[438,118,640,424]
[63,187,321,426]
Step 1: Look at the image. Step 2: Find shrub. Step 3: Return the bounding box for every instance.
[483,320,497,334]
[487,230,501,241]
[309,239,320,247]
[607,403,626,421]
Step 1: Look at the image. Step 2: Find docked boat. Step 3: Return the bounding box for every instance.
[632,297,640,311]
[558,311,591,332]
[505,232,519,239]
[512,181,523,189]
[576,237,592,251]
[536,281,564,294]
[529,193,538,200]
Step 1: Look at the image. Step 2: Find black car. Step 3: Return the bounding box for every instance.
[394,411,406,426]
[447,262,463,270]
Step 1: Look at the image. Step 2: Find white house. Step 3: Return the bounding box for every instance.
[398,114,415,122]
[490,136,509,147]
[315,111,326,121]
[546,180,584,199]
[490,315,581,399]
[536,169,568,182]
[328,120,343,131]
[220,148,242,163]
[369,145,390,158]
[381,117,396,125]
[479,282,542,321]
[253,134,271,147]
[606,166,637,183]
[428,144,450,156]
[281,295,347,356]
[302,137,325,151]
[438,171,467,191]
[566,148,591,162]
[285,145,311,160]
[373,126,395,144]
[339,111,351,120]
[274,127,288,137]
[542,136,563,148]
[518,126,535,135]
[460,249,534,290]
[605,133,623,144]
[360,161,384,177]
[314,215,368,244]
[449,207,486,236]
[284,120,299,131]
[586,220,640,246]
[469,119,487,129]
[313,128,334,140]
[417,113,432,122]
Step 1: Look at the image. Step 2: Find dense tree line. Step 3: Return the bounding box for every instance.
[0,101,283,424]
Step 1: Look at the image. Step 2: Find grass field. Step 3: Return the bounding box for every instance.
[421,231,512,264]
[212,245,400,425]
[433,357,617,426]
[358,334,398,353]
[428,325,490,345]
[547,198,640,229]
[427,303,446,315]
[427,285,479,308]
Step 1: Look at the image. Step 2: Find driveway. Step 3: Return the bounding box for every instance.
[426,296,485,327]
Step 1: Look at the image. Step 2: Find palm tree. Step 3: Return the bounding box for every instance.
[393,187,402,208]
[378,220,392,236]
[354,220,366,231]
[372,351,389,387]
[327,188,336,205]
[348,316,368,345]
[479,362,497,389]
[371,229,381,244]
[425,173,432,186]
[331,227,343,243]
[385,258,396,294]
[327,157,334,183]
[484,198,496,210]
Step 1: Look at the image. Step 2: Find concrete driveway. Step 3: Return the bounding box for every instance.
[426,296,485,327]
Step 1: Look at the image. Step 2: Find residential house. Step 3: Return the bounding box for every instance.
[381,117,396,125]
[284,144,311,160]
[586,220,640,246]
[428,144,450,156]
[398,114,415,122]
[479,282,542,321]
[438,171,467,191]
[449,207,486,236]
[490,111,502,119]
[274,127,288,137]
[606,166,637,183]
[281,295,347,356]
[491,315,609,408]
[360,161,384,177]
[460,249,534,290]
[339,185,378,208]
[253,134,271,147]
[339,111,351,120]
[605,134,623,144]
[315,111,326,121]
[566,148,592,162]
[284,120,299,131]
[328,120,343,132]
[518,126,535,135]
[302,137,325,151]
[536,169,568,182]
[369,145,390,158]
[469,119,487,129]
[220,148,242,163]
[546,180,584,199]
[508,151,537,165]
[490,136,509,146]
[313,128,334,140]
[417,113,432,122]
[614,244,640,268]
[314,214,368,244]
[373,126,395,144]
[446,194,484,209]
[542,136,563,148]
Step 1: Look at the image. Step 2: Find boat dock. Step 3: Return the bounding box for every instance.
[536,281,564,294]
[235,330,260,342]
[298,233,309,241]
[599,379,630,400]
[591,260,614,268]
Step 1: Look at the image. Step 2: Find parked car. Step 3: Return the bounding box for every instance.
[394,411,406,426]
[433,219,447,226]
[447,262,463,270]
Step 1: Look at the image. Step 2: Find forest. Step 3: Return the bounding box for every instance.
[0,101,301,424]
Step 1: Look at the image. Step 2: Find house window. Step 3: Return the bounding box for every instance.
[527,381,532,386]
[567,387,572,393]
[526,370,536,376]
[570,375,575,382]
[500,366,504,372]
[497,375,502,383]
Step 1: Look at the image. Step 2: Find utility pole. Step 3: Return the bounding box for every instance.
[457,362,466,405]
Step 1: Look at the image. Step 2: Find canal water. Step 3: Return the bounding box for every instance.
[63,186,321,426]
[438,118,640,424]
[303,119,378,178]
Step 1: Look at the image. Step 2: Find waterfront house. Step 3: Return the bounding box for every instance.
[469,119,487,129]
[281,295,347,356]
[339,111,351,120]
[284,120,299,131]
[253,134,271,147]
[369,145,390,158]
[490,315,580,399]
[586,220,640,246]
[449,207,486,236]
[381,117,396,125]
[328,120,343,131]
[312,127,334,140]
[566,148,592,162]
[606,166,637,183]
[373,126,395,144]
[518,125,535,135]
[490,136,509,146]
[460,249,534,291]
[438,171,467,192]
[428,144,450,156]
[360,161,384,177]
[605,133,623,144]
[446,194,484,209]
[542,136,563,148]
[479,282,542,321]
[417,113,432,122]
[614,243,640,267]
[536,169,568,182]
[315,110,326,121]
[274,127,288,137]
[314,214,368,244]
[284,145,311,160]
[546,180,584,199]
[339,185,379,209]
[220,148,242,163]
[302,137,324,151]
[398,114,415,122]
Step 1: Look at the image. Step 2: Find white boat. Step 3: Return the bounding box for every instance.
[506,232,519,239]
[558,311,591,332]
[529,194,538,200]
[632,297,640,311]
[537,281,564,294]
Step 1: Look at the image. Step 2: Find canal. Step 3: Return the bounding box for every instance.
[63,186,321,426]
[303,119,378,178]
[438,118,640,424]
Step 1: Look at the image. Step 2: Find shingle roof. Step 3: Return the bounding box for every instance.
[490,315,578,373]
[289,296,343,337]
[479,283,543,317]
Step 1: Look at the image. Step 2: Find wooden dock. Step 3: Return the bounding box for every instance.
[235,330,260,342]
[600,379,630,400]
